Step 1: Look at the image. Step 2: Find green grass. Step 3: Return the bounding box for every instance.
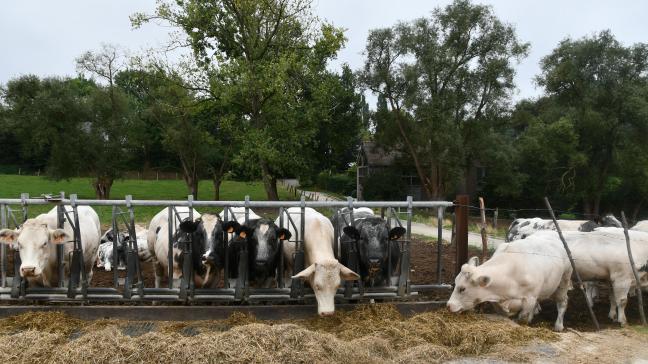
[0,174,291,226]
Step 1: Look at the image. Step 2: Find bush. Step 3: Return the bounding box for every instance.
[363,170,404,200]
[315,171,355,196]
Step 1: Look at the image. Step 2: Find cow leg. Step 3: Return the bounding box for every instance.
[608,284,617,321]
[519,296,538,324]
[612,282,631,326]
[553,279,571,332]
[153,260,163,288]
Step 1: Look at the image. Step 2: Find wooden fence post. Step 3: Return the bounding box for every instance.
[621,211,647,326]
[544,197,600,331]
[479,197,488,262]
[455,195,469,275]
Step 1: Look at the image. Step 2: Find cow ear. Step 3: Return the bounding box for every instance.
[389,226,406,240]
[468,256,480,267]
[276,228,291,241]
[343,226,360,240]
[50,229,70,244]
[477,275,491,287]
[460,263,474,277]
[0,229,18,244]
[339,263,360,281]
[179,220,199,233]
[223,221,240,234]
[291,264,316,280]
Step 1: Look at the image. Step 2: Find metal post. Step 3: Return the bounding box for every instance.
[436,207,444,283]
[493,208,499,230]
[57,198,65,288]
[397,196,412,296]
[244,195,250,224]
[0,204,6,288]
[544,197,600,331]
[621,211,647,326]
[478,197,488,262]
[454,195,469,276]
[278,208,285,288]
[223,207,229,288]
[167,206,174,289]
[111,205,119,287]
[345,197,356,298]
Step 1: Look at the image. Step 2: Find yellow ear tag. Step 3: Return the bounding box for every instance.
[239,231,247,239]
[278,233,285,240]
[226,227,235,233]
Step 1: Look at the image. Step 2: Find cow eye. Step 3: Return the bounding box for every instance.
[42,241,48,247]
[458,287,465,293]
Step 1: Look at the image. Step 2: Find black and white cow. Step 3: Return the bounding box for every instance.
[97,224,152,272]
[331,207,405,287]
[506,214,622,242]
[224,214,291,288]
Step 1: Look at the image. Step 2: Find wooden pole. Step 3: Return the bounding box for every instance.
[621,211,647,326]
[479,197,488,262]
[544,197,600,330]
[455,195,469,276]
[493,208,498,230]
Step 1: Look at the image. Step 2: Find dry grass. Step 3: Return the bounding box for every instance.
[0,306,557,363]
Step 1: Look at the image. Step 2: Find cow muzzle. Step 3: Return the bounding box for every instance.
[368,259,381,276]
[20,265,38,278]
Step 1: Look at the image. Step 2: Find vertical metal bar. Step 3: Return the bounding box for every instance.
[454,195,469,276]
[223,206,229,288]
[57,203,65,288]
[186,195,194,299]
[436,207,444,283]
[111,205,119,287]
[345,197,356,297]
[397,196,413,296]
[278,207,284,289]
[244,195,250,224]
[20,193,28,222]
[620,211,647,326]
[188,195,194,221]
[167,206,174,289]
[0,204,6,288]
[544,197,600,331]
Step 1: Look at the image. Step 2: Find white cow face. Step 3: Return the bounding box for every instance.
[0,219,69,279]
[292,260,360,316]
[447,257,494,313]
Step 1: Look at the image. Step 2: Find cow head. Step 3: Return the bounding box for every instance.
[447,257,497,313]
[292,259,360,316]
[97,228,128,271]
[226,219,291,282]
[177,214,227,287]
[343,219,405,276]
[0,219,70,280]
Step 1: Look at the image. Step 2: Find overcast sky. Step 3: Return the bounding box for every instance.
[1,0,647,103]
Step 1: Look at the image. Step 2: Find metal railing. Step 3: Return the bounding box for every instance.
[0,193,454,303]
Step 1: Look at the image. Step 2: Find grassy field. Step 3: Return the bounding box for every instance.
[0,175,291,226]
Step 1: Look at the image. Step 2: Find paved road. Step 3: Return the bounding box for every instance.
[410,222,505,249]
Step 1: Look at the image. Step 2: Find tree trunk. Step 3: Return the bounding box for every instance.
[631,200,643,225]
[260,160,279,200]
[213,177,222,201]
[182,172,199,200]
[93,176,113,200]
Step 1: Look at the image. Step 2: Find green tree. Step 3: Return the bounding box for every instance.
[535,30,648,216]
[360,0,529,199]
[133,0,346,200]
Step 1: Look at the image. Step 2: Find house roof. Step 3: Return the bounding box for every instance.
[359,141,401,167]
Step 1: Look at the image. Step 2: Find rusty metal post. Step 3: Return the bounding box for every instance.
[454,195,469,276]
[621,211,647,326]
[544,197,600,331]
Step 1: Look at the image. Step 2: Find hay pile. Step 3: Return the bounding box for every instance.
[0,306,557,363]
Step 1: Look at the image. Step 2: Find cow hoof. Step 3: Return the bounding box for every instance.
[553,323,564,332]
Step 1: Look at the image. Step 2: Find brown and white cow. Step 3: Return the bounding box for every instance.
[278,207,360,316]
[0,206,101,287]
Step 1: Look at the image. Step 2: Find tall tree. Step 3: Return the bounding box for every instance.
[535,30,648,216]
[132,0,345,200]
[76,44,133,199]
[360,0,528,199]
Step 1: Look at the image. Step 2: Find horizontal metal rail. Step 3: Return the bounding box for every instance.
[0,198,453,209]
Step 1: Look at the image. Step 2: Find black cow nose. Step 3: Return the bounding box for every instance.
[255,259,266,265]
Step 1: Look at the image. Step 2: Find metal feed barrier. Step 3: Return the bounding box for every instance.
[0,194,456,304]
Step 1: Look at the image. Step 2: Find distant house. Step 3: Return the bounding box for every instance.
[356,141,424,200]
[356,141,485,201]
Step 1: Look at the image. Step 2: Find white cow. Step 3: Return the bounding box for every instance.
[277,207,360,316]
[447,234,573,331]
[0,206,101,287]
[147,206,201,287]
[631,220,648,232]
[218,207,262,224]
[560,228,648,325]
